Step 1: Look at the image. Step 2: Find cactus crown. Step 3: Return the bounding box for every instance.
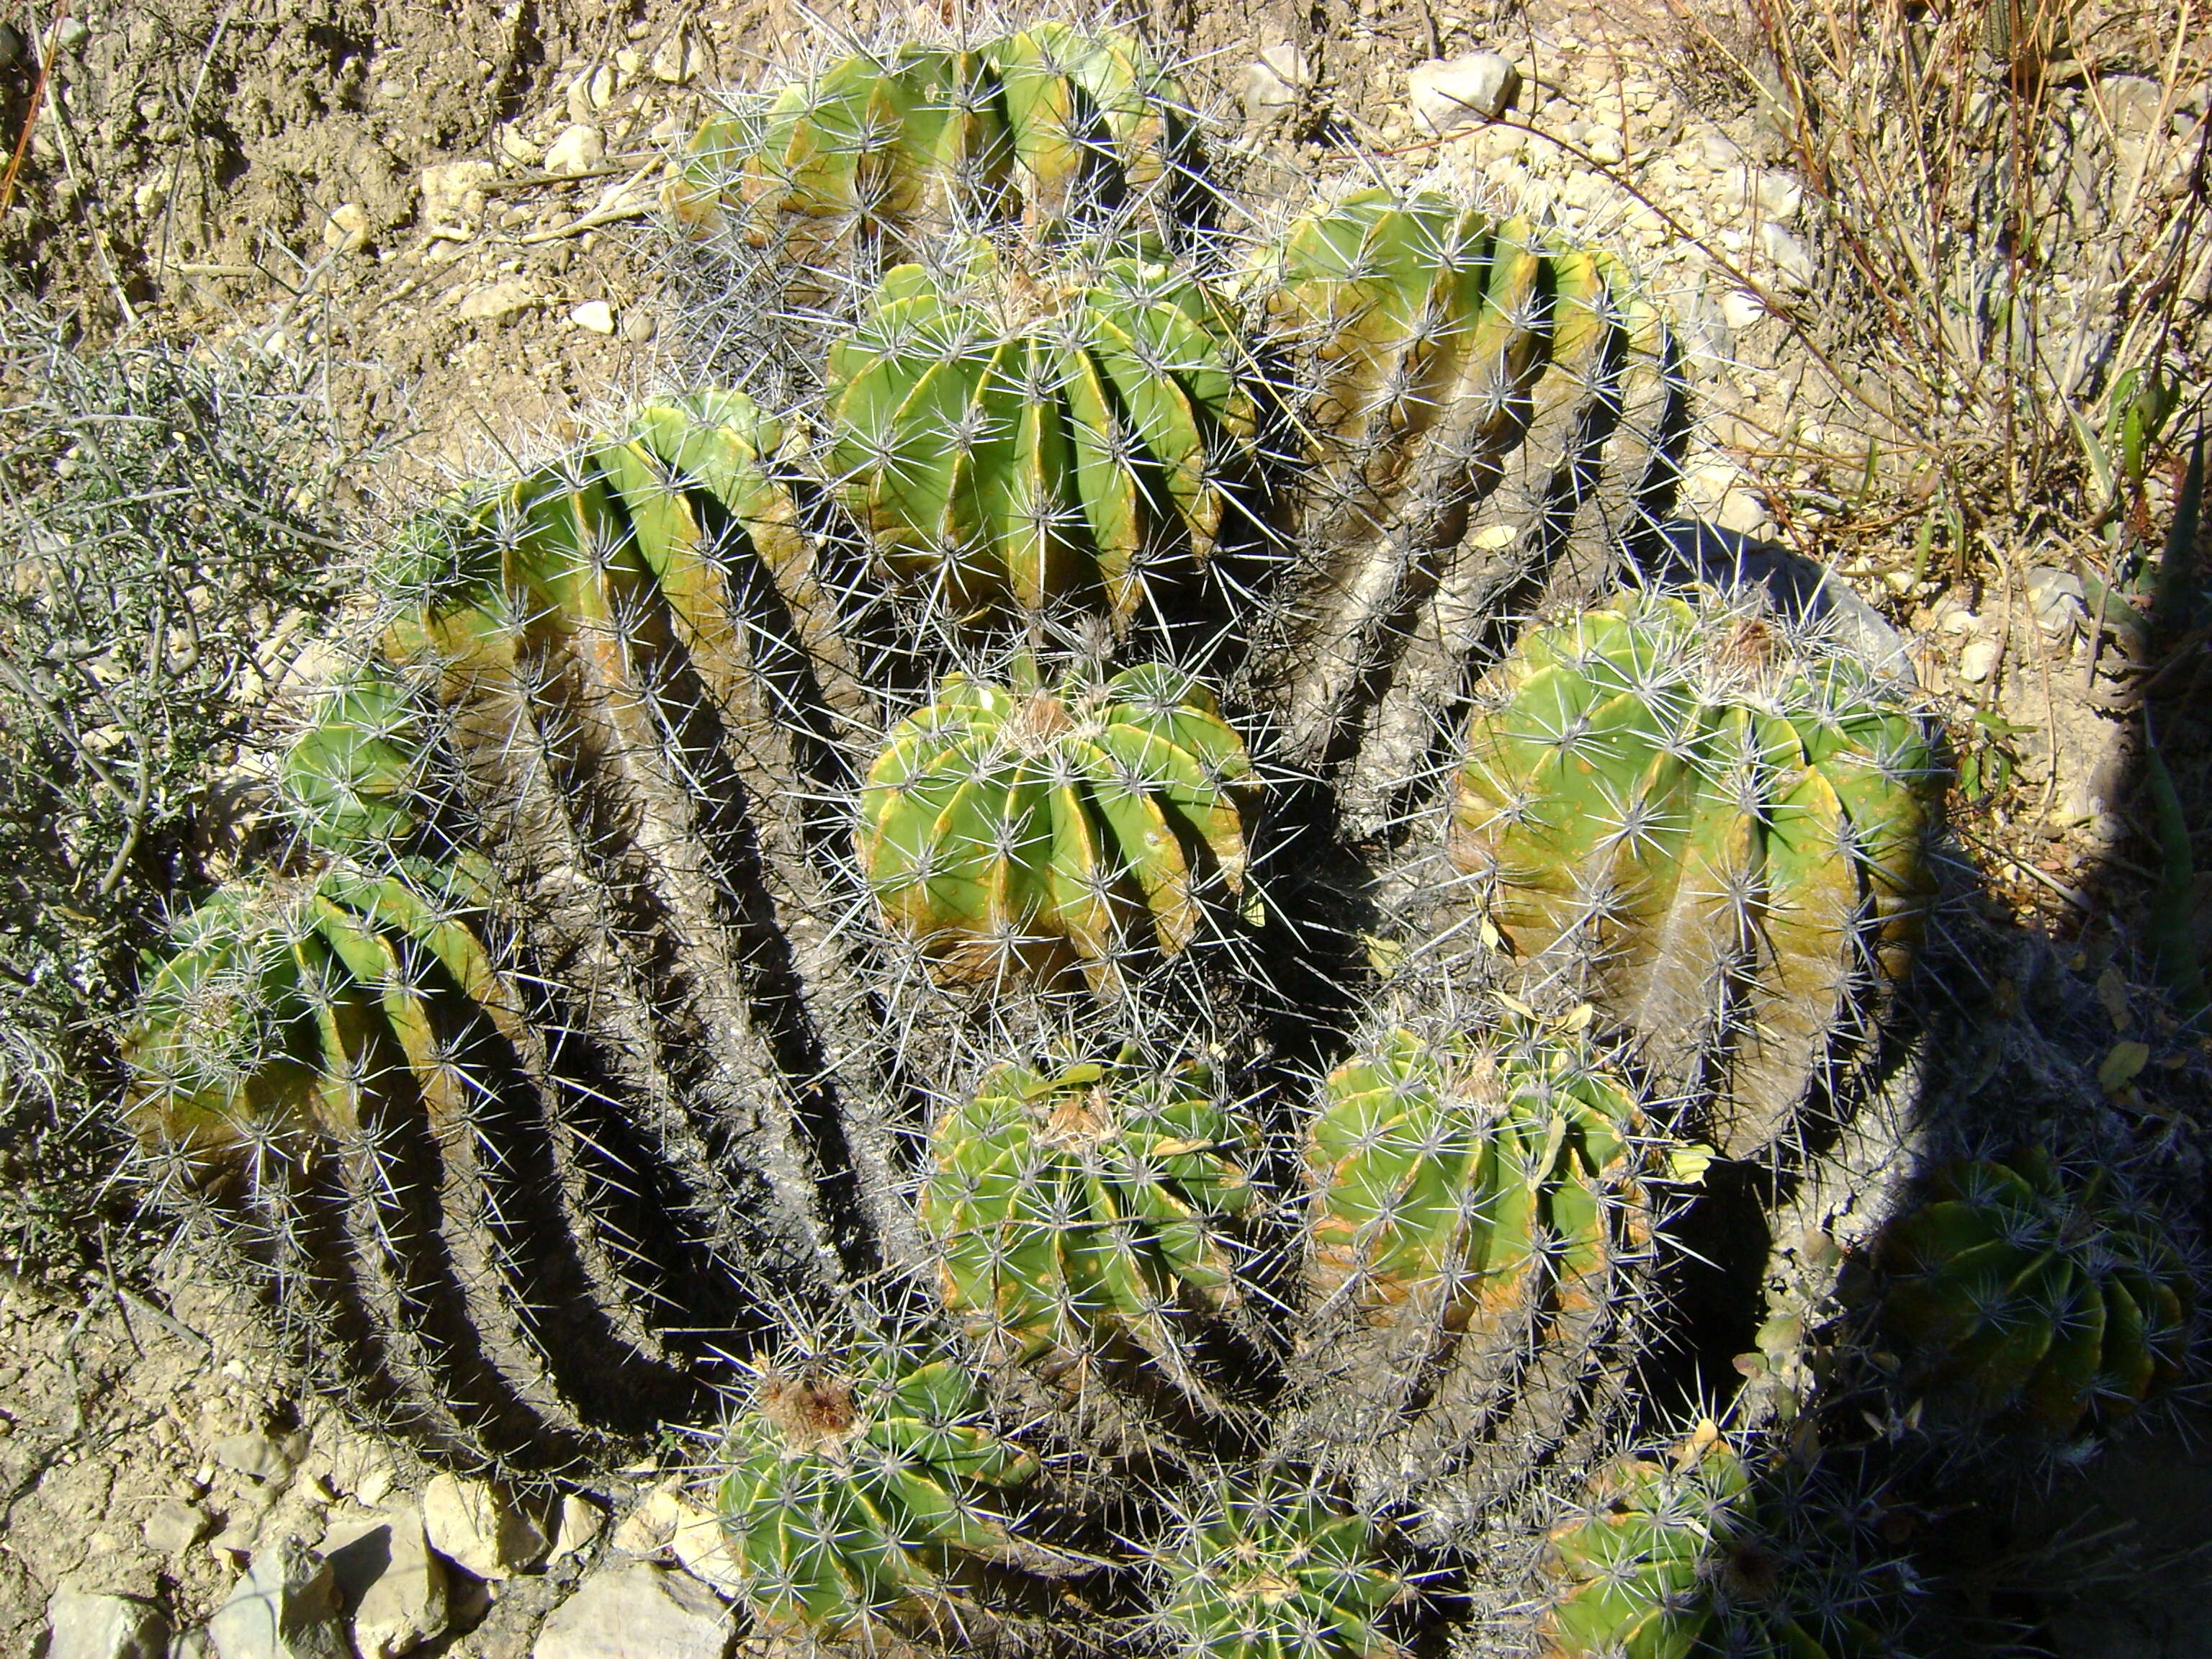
[1866,1148,2196,1435]
[1452,588,1941,1156]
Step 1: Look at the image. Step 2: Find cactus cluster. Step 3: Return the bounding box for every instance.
[115,17,2195,1659]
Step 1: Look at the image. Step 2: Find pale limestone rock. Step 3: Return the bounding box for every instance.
[532,1565,733,1659]
[1408,53,1521,136]
[665,1498,742,1597]
[421,1473,549,1580]
[323,1505,449,1659]
[548,1495,606,1565]
[45,1589,168,1659]
[1241,44,1308,124]
[569,300,616,335]
[456,282,539,325]
[208,1539,348,1659]
[544,125,605,176]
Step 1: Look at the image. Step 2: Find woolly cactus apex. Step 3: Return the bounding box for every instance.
[858,655,1260,989]
[667,24,1196,282]
[1861,1148,2195,1436]
[1151,1464,1411,1659]
[1305,1009,1657,1348]
[1450,589,1941,1157]
[826,243,1257,625]
[917,1050,1256,1394]
[712,1330,1041,1639]
[1537,1425,1750,1659]
[122,855,516,1168]
[279,670,433,853]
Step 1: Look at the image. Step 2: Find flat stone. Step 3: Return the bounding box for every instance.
[1959,635,2002,683]
[208,1538,349,1659]
[456,282,539,325]
[323,1506,449,1659]
[1758,221,1816,292]
[569,300,616,335]
[1241,43,1308,123]
[547,1496,606,1565]
[145,1497,212,1555]
[45,1589,168,1659]
[1408,52,1521,135]
[665,1498,742,1597]
[609,1482,682,1558]
[422,1473,549,1581]
[212,1432,305,1485]
[320,202,369,255]
[532,1564,734,1659]
[544,124,605,176]
[420,161,496,233]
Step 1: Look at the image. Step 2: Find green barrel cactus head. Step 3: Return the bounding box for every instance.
[1863,1148,2196,1436]
[1538,1426,1748,1659]
[712,1330,1040,1639]
[279,670,435,854]
[827,243,1256,624]
[1151,1464,1411,1659]
[1256,187,1600,479]
[123,855,519,1171]
[667,25,1195,277]
[1450,589,1942,1156]
[858,655,1259,989]
[1305,1008,1658,1346]
[917,1049,1256,1390]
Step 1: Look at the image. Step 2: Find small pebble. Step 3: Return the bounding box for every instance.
[570,300,616,334]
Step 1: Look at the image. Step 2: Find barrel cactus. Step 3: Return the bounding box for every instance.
[1857,1148,2195,1435]
[918,1050,1256,1398]
[109,17,2192,1659]
[711,1328,1041,1638]
[1151,1465,1411,1659]
[669,23,1198,289]
[1449,589,1942,1156]
[858,655,1259,989]
[826,243,1257,624]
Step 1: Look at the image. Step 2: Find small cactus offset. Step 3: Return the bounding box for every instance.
[1450,588,1941,1156]
[669,24,1197,288]
[917,1049,1256,1394]
[1536,1426,1902,1659]
[278,671,436,854]
[858,655,1259,988]
[1538,1429,1751,1659]
[712,1329,1042,1639]
[826,244,1257,624]
[124,856,518,1166]
[1861,1148,2195,1435]
[1305,1010,1655,1346]
[1151,1465,1411,1659]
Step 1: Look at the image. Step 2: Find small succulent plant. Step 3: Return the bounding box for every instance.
[1863,1148,2195,1434]
[826,243,1256,623]
[917,1049,1256,1392]
[713,1332,1040,1637]
[1152,1465,1410,1659]
[858,655,1259,987]
[278,671,434,853]
[1539,1431,1748,1659]
[1451,589,1941,1155]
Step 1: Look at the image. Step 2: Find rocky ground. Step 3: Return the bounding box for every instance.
[4,0,2211,1654]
